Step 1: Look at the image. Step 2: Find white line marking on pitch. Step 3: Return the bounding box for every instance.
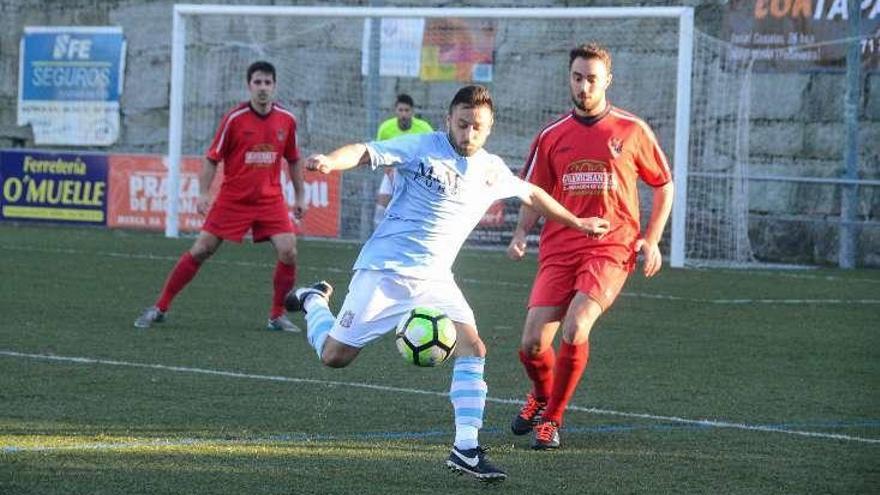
[2,245,878,305]
[2,350,877,445]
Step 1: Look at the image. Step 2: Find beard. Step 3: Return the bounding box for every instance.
[573,91,606,115]
[572,94,588,113]
[447,131,475,157]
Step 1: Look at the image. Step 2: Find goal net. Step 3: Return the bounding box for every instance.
[686,31,755,266]
[167,5,753,267]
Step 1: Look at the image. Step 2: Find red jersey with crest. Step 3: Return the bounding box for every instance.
[206,102,300,205]
[521,105,671,264]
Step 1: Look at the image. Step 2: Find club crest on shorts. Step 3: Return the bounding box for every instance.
[339,310,355,328]
[608,137,623,158]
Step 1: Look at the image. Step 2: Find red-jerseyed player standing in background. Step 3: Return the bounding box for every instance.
[507,43,674,449]
[135,60,306,332]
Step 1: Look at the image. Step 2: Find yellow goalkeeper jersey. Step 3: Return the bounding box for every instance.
[376,116,433,141]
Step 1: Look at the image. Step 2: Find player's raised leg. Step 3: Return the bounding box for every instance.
[445,322,507,482]
[290,271,394,368]
[285,280,334,353]
[285,280,361,368]
[134,231,221,328]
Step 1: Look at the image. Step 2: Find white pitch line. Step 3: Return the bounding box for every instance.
[0,245,353,272]
[2,245,878,305]
[2,350,877,445]
[1,430,449,454]
[619,292,880,305]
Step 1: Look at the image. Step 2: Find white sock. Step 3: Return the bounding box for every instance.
[303,293,328,314]
[454,425,479,451]
[450,356,486,451]
[304,296,333,360]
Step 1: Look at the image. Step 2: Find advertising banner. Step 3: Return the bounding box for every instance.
[107,154,208,232]
[724,0,880,71]
[420,18,495,82]
[361,18,425,77]
[17,26,126,144]
[291,169,342,238]
[0,149,108,224]
[107,154,341,237]
[478,201,505,228]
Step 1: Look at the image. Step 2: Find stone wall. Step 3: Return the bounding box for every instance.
[747,69,879,266]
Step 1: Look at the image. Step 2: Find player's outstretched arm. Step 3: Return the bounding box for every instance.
[635,181,674,277]
[305,143,370,174]
[523,183,610,238]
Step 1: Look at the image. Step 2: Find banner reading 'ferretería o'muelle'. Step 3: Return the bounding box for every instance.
[0,150,108,224]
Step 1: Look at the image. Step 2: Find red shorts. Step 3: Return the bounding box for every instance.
[528,255,633,311]
[202,199,295,242]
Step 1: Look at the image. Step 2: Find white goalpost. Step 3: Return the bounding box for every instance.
[166,4,752,268]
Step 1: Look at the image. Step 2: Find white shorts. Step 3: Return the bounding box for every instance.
[329,269,476,348]
[377,170,395,195]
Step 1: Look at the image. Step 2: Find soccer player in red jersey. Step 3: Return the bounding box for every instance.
[507,43,675,449]
[134,61,306,332]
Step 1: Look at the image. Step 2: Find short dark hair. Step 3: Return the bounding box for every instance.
[396,94,415,107]
[448,85,494,115]
[569,42,612,72]
[247,60,276,83]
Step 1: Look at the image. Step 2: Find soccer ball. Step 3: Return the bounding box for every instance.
[395,307,457,367]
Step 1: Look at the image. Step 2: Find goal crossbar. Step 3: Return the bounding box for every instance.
[173,5,693,19]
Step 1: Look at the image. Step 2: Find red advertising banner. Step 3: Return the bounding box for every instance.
[107,154,207,231]
[293,168,341,238]
[107,154,340,237]
[478,200,505,227]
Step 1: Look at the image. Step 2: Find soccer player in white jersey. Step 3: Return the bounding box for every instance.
[286,85,610,482]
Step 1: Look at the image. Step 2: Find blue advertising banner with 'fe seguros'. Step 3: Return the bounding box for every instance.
[17,26,126,145]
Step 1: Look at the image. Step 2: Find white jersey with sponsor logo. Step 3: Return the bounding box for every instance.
[355,131,530,279]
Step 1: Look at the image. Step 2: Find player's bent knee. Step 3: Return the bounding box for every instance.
[454,337,487,358]
[562,323,595,345]
[320,355,351,368]
[190,247,215,263]
[521,340,546,357]
[320,343,358,368]
[278,249,297,265]
[190,237,221,261]
[319,350,350,368]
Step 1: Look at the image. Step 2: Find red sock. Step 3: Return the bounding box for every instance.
[155,252,202,312]
[542,340,590,425]
[270,261,296,319]
[519,347,556,401]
